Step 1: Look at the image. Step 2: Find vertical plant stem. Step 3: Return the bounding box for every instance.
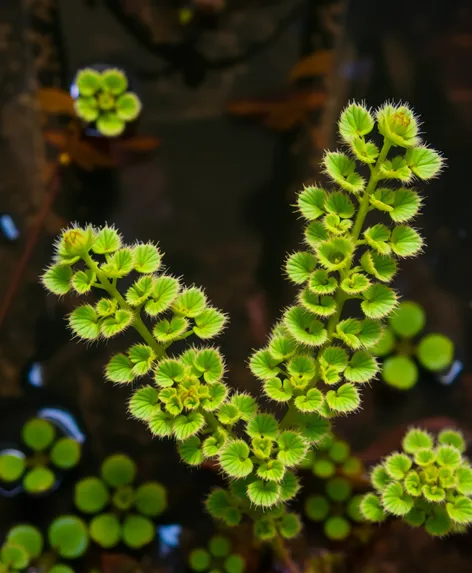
[325,139,391,339]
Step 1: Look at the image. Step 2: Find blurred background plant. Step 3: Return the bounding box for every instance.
[371,301,455,390]
[0,417,81,495]
[74,453,167,549]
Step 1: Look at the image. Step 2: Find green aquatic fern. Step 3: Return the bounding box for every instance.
[42,101,469,540]
[371,300,454,389]
[73,453,167,549]
[73,67,142,137]
[188,535,245,573]
[361,428,472,535]
[0,418,81,494]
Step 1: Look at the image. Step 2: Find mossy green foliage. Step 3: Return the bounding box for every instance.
[41,102,471,540]
[74,453,166,549]
[371,300,454,390]
[303,435,365,540]
[73,67,142,137]
[0,418,81,494]
[188,535,245,573]
[361,428,472,536]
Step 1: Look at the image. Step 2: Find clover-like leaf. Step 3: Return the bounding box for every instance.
[361,284,397,319]
[361,251,397,282]
[385,452,412,479]
[417,334,454,372]
[438,429,466,453]
[101,248,134,277]
[264,378,293,402]
[106,353,134,383]
[297,186,326,220]
[219,440,253,478]
[358,319,383,348]
[339,102,374,142]
[116,92,142,121]
[76,68,102,96]
[91,227,121,254]
[148,411,174,437]
[370,188,395,212]
[144,276,180,316]
[402,428,434,454]
[69,305,101,340]
[319,346,348,372]
[316,238,354,271]
[456,467,472,495]
[344,350,378,383]
[0,453,25,482]
[268,335,297,361]
[383,355,418,390]
[341,272,371,295]
[382,482,413,516]
[127,344,155,376]
[446,496,472,525]
[42,265,73,295]
[101,309,133,338]
[405,146,443,180]
[299,290,336,317]
[285,251,317,284]
[193,307,227,339]
[323,152,365,193]
[390,188,422,222]
[173,412,205,441]
[48,515,89,559]
[247,414,279,440]
[125,275,154,306]
[324,191,355,218]
[360,493,387,522]
[51,437,81,470]
[277,431,308,467]
[247,479,280,507]
[364,225,391,255]
[308,269,338,294]
[371,464,391,492]
[326,383,360,413]
[294,388,324,412]
[351,137,379,164]
[129,386,159,420]
[153,317,188,343]
[378,156,412,181]
[71,270,96,294]
[304,221,329,248]
[173,288,207,317]
[336,318,362,349]
[436,445,462,468]
[22,418,55,451]
[194,348,224,383]
[257,460,285,482]
[230,393,258,420]
[283,306,327,347]
[404,471,422,496]
[390,226,423,257]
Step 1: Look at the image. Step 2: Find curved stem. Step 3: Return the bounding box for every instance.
[272,535,301,573]
[82,253,165,358]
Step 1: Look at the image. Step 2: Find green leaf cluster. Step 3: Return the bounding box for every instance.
[188,535,245,573]
[361,428,472,535]
[370,300,454,390]
[74,453,167,549]
[41,101,469,542]
[73,67,142,137]
[0,417,81,495]
[302,435,365,540]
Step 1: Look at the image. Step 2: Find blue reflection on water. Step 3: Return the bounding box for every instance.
[37,407,86,443]
[157,524,182,556]
[27,362,43,387]
[437,360,463,386]
[0,214,19,241]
